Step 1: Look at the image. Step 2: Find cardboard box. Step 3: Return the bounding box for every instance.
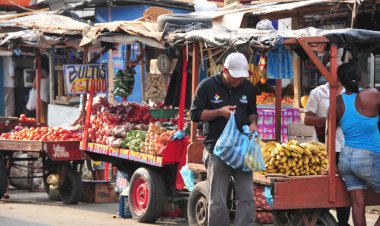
[81,180,118,203]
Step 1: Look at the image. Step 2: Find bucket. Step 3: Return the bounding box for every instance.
[119,195,132,218]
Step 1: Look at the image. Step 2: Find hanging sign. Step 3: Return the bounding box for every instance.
[63,64,108,94]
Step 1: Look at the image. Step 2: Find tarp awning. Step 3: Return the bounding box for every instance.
[169,27,380,52]
[80,21,164,48]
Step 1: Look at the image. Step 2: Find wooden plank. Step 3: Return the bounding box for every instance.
[273,174,380,209]
[187,140,204,165]
[273,175,349,209]
[188,163,206,173]
[0,140,43,152]
[288,122,314,137]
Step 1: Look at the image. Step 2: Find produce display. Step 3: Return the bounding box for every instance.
[261,140,328,176]
[88,97,177,156]
[0,127,81,141]
[18,114,36,123]
[256,92,294,105]
[145,73,167,102]
[254,186,273,224]
[121,130,147,151]
[141,123,175,156]
[113,68,135,98]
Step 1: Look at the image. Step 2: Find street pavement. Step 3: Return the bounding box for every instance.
[0,189,379,226]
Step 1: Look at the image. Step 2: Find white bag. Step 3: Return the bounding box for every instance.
[26,88,36,111]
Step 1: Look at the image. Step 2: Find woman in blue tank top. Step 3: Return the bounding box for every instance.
[336,63,380,226]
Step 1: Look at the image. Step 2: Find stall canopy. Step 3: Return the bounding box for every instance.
[0,9,90,50]
[192,0,357,30]
[169,26,380,52]
[80,20,164,49]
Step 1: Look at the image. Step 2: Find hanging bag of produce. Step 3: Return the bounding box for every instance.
[244,132,266,172]
[213,112,250,170]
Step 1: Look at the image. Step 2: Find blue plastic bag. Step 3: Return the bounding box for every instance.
[180,164,195,191]
[244,133,266,172]
[213,112,251,171]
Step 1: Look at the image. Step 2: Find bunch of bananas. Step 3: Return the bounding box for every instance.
[248,63,262,85]
[261,140,328,176]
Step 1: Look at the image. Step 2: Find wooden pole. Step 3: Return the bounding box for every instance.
[292,16,301,108]
[178,46,188,131]
[139,43,146,101]
[191,42,199,142]
[275,79,282,142]
[35,50,41,124]
[328,43,338,203]
[108,49,114,104]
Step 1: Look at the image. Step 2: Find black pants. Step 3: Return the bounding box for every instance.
[336,152,351,226]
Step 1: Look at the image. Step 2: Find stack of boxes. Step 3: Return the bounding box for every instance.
[257,107,300,142]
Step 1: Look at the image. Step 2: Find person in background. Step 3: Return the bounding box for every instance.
[190,52,258,226]
[304,79,351,226]
[336,63,380,226]
[3,56,15,117]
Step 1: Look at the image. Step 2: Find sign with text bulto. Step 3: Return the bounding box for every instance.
[63,64,108,94]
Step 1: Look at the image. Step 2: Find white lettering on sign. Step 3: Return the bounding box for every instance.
[52,145,69,158]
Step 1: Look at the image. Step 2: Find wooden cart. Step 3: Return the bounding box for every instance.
[82,139,189,223]
[0,139,84,204]
[185,35,380,226]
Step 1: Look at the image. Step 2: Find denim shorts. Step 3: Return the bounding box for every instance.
[338,146,380,192]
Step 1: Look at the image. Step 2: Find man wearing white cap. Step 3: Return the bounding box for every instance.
[191,52,258,226]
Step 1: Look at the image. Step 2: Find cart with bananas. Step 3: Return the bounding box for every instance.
[185,32,380,226]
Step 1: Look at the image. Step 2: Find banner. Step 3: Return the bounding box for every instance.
[63,64,108,94]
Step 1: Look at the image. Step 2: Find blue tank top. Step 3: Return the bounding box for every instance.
[340,93,380,152]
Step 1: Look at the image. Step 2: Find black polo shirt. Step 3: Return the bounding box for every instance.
[190,73,257,153]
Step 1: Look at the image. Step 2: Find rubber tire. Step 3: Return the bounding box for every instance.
[0,159,8,199]
[187,181,210,226]
[128,167,166,223]
[59,169,82,204]
[291,209,338,226]
[157,14,212,31]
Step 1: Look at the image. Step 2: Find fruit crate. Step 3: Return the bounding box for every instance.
[149,109,178,118]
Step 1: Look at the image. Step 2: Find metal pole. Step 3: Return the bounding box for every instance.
[49,48,55,104]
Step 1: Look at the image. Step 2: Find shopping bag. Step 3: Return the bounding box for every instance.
[26,88,36,111]
[180,164,195,191]
[267,44,293,79]
[213,112,250,170]
[244,132,266,172]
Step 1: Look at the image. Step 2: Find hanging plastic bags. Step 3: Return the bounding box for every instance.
[213,112,251,171]
[26,88,36,111]
[244,132,266,172]
[267,41,294,79]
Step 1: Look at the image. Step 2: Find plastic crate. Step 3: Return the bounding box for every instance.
[149,109,178,118]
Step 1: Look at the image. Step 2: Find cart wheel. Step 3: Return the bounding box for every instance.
[128,167,166,223]
[187,181,210,226]
[59,169,83,204]
[291,209,338,226]
[0,159,8,199]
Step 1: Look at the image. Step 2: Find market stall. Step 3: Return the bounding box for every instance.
[0,10,90,204]
[78,13,201,222]
[175,27,380,225]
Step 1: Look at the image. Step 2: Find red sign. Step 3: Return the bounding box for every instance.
[45,141,83,161]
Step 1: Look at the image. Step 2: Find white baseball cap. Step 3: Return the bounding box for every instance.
[224,52,249,78]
